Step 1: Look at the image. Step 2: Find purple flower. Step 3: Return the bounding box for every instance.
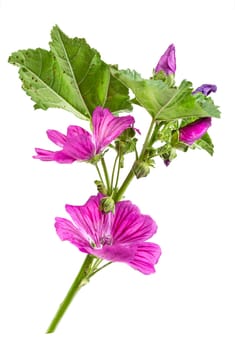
[33,107,135,163]
[179,117,212,145]
[192,84,217,96]
[55,194,161,275]
[155,44,176,75]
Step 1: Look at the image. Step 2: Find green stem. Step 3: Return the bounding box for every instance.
[114,154,122,191]
[148,120,161,147]
[110,154,119,192]
[89,261,112,278]
[46,254,95,334]
[101,157,111,194]
[139,118,156,160]
[113,144,122,192]
[95,163,105,184]
[114,118,156,202]
[114,167,134,202]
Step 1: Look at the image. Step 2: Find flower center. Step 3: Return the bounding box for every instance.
[100,233,113,246]
[90,233,113,249]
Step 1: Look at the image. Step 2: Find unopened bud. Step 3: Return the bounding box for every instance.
[155,44,176,75]
[192,84,217,96]
[94,180,107,195]
[100,196,115,213]
[179,117,211,145]
[133,160,150,179]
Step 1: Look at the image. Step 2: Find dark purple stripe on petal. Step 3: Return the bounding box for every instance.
[54,194,160,274]
[112,200,157,244]
[128,242,162,274]
[47,129,67,147]
[92,107,135,154]
[33,148,57,161]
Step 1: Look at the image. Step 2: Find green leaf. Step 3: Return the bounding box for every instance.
[105,72,132,114]
[112,68,220,120]
[50,25,110,118]
[8,48,88,118]
[195,132,214,155]
[9,25,132,120]
[194,93,220,119]
[179,116,198,128]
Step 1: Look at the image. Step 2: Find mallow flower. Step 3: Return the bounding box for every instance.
[55,194,161,275]
[33,107,135,163]
[179,117,212,145]
[155,44,176,75]
[193,84,217,96]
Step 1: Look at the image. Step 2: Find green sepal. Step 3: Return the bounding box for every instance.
[195,132,214,155]
[90,154,103,165]
[157,144,177,163]
[152,70,175,87]
[115,138,137,155]
[114,128,137,155]
[100,196,115,213]
[133,160,152,179]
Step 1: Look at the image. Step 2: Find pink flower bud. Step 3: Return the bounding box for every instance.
[155,44,176,75]
[179,117,212,145]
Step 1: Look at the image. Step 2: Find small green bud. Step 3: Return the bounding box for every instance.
[115,139,127,153]
[133,160,150,179]
[94,180,107,195]
[160,146,177,166]
[119,128,136,139]
[100,196,115,213]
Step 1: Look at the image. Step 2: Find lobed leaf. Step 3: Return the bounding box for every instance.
[9,26,132,120]
[112,68,221,121]
[8,48,88,118]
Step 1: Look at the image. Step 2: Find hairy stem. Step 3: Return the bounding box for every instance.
[46,254,95,333]
[114,118,156,202]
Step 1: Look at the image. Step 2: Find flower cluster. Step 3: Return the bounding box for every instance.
[34,106,161,273]
[9,26,220,332]
[32,43,218,273]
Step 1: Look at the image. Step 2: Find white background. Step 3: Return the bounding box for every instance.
[0,0,235,348]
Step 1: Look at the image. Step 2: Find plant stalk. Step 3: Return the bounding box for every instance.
[114,118,156,202]
[46,254,95,333]
[101,157,111,194]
